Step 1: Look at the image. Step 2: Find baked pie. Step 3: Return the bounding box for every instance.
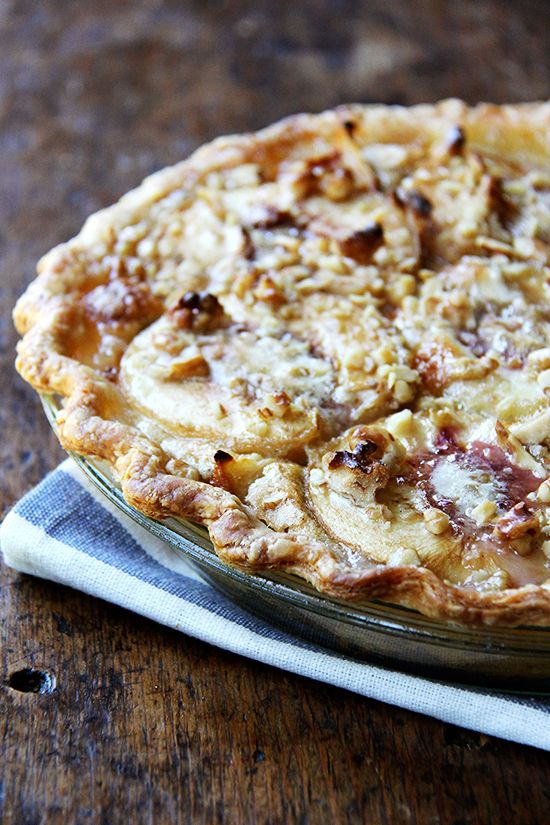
[14,100,550,625]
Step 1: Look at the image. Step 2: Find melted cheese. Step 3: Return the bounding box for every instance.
[430,459,498,516]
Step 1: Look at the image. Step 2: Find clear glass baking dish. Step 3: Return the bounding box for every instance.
[41,394,550,691]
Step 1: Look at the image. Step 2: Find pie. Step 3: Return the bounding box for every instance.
[14,100,550,625]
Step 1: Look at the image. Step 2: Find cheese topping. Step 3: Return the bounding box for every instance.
[14,101,550,614]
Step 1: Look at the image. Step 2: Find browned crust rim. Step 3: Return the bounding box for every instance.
[13,99,550,627]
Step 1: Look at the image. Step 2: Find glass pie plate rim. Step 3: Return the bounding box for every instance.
[40,394,550,690]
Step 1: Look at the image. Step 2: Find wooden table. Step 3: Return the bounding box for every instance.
[1,2,550,822]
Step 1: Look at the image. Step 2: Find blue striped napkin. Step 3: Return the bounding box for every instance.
[2,458,550,751]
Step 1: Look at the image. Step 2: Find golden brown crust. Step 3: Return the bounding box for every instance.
[14,100,550,625]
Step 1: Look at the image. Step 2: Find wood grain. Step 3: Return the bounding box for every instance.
[1,1,550,823]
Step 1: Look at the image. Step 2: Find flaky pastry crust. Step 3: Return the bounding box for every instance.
[14,100,550,625]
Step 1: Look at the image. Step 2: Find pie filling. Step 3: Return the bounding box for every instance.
[14,101,550,619]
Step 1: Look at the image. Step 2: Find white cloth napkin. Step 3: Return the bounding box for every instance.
[2,459,550,751]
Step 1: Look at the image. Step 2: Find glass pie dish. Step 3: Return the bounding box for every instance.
[41,394,550,691]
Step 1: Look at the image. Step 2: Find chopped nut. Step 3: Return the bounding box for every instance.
[510,409,550,444]
[373,344,395,366]
[542,541,550,560]
[493,502,540,542]
[342,345,367,369]
[254,274,286,306]
[319,167,354,201]
[402,295,418,313]
[262,391,291,418]
[392,364,418,383]
[225,163,261,188]
[407,190,433,218]
[318,254,347,274]
[308,468,325,486]
[448,289,469,309]
[137,237,157,257]
[385,408,414,439]
[389,274,417,304]
[423,507,450,535]
[329,440,380,471]
[394,379,415,403]
[169,291,223,331]
[446,124,466,156]
[528,347,550,370]
[339,223,384,264]
[470,500,498,526]
[163,346,209,379]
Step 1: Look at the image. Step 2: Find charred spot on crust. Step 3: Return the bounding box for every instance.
[214,449,233,464]
[241,227,255,260]
[339,222,384,264]
[408,191,433,218]
[308,153,340,176]
[102,365,119,382]
[292,152,359,201]
[179,291,201,310]
[343,119,358,138]
[446,125,466,156]
[392,188,406,208]
[212,449,236,491]
[252,207,299,231]
[392,188,433,218]
[296,153,341,193]
[487,176,517,227]
[329,439,379,471]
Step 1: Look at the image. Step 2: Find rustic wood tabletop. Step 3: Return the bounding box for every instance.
[1,1,550,823]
